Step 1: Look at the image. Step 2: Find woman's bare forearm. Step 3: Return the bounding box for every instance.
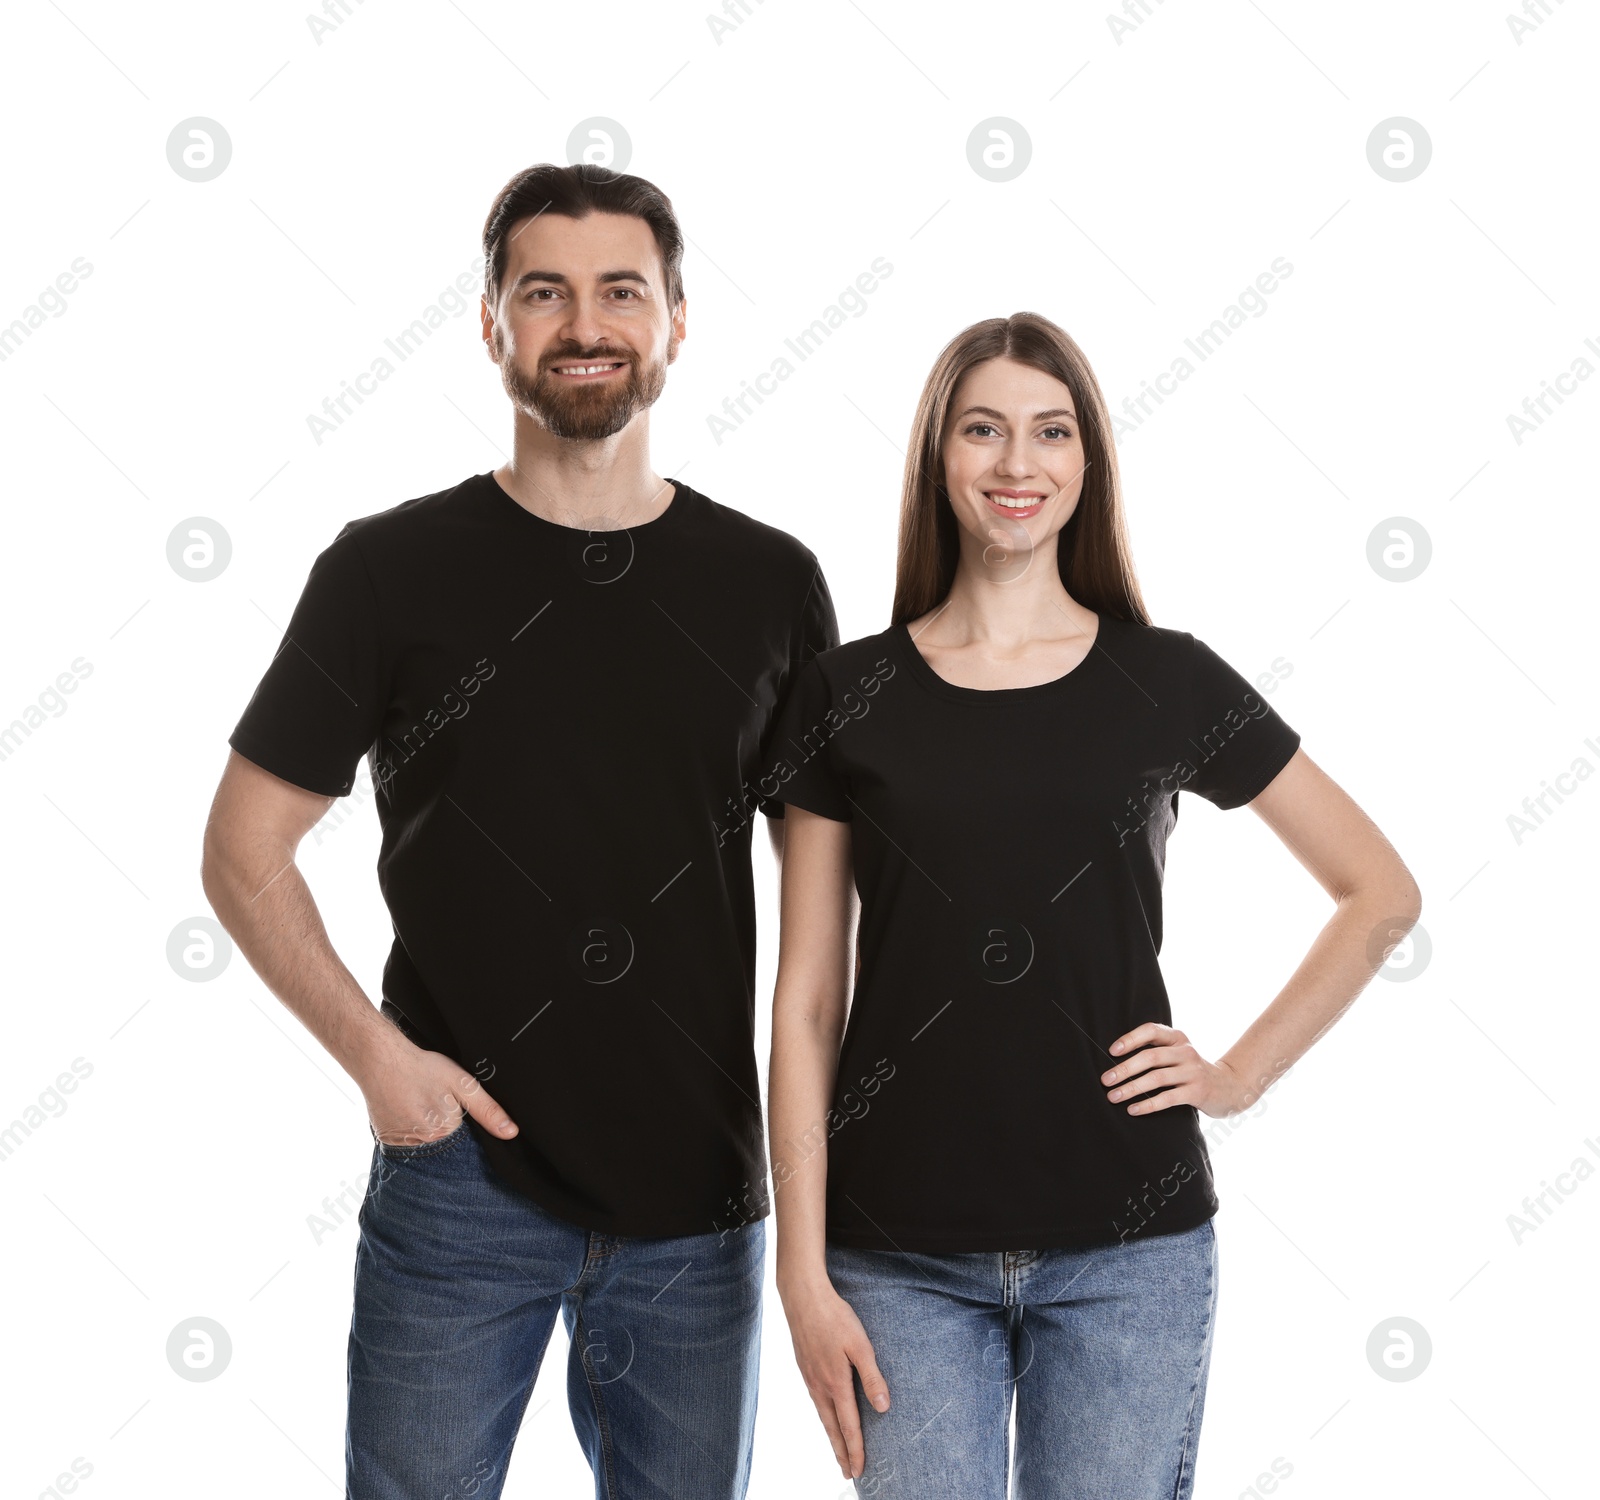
[1200,751,1423,1105]
[1219,879,1421,1103]
[770,993,846,1292]
[768,807,857,1295]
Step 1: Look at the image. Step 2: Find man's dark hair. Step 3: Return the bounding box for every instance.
[482,163,685,311]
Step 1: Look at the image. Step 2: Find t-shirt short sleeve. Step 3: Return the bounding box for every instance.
[761,657,854,823]
[227,526,388,798]
[756,560,843,818]
[1182,634,1301,810]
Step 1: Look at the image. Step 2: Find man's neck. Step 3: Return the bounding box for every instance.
[494,418,673,532]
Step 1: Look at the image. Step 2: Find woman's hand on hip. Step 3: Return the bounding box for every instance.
[1101,1021,1256,1118]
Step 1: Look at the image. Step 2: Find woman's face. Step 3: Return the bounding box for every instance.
[940,357,1088,553]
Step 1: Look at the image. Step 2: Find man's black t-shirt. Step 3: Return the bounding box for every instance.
[228,471,838,1237]
[763,613,1301,1253]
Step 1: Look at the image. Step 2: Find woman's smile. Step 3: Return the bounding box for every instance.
[981,486,1048,520]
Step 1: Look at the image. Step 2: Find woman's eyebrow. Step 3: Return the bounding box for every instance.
[953,405,1078,421]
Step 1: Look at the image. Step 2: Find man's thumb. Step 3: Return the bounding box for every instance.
[458,1077,518,1138]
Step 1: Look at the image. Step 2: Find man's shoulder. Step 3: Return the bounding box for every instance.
[688,486,823,579]
[331,472,488,552]
[811,628,898,679]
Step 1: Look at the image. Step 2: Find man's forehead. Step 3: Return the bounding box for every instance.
[503,211,659,275]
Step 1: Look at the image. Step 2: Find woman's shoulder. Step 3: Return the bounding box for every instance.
[1095,612,1196,667]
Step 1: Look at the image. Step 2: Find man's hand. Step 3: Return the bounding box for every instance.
[354,1027,520,1147]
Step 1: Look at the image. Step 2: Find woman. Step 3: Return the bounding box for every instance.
[764,312,1421,1499]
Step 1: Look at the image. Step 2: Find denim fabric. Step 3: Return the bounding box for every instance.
[345,1121,764,1499]
[825,1218,1218,1499]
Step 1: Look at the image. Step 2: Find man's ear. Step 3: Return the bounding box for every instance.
[667,297,687,362]
[480,296,497,360]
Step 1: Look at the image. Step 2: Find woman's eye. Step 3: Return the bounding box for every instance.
[965,422,1074,440]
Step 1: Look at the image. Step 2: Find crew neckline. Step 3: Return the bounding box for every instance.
[481,470,693,536]
[894,613,1110,701]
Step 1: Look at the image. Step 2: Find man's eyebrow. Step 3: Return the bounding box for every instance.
[509,268,652,291]
[953,405,1078,422]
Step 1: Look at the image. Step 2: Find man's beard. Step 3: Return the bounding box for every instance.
[497,332,672,442]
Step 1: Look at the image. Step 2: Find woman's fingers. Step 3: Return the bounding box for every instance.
[1124,1082,1198,1115]
[1102,1043,1171,1084]
[1109,1063,1189,1104]
[1102,1040,1194,1086]
[833,1368,867,1478]
[1109,1020,1184,1056]
[852,1334,891,1413]
[791,1295,885,1479]
[1108,1022,1191,1072]
[807,1386,852,1477]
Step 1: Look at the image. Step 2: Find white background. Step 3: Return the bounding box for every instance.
[1,1,1595,1496]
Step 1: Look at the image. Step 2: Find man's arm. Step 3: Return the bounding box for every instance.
[199,750,520,1145]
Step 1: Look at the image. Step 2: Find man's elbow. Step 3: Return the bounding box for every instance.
[199,824,236,916]
[199,807,262,920]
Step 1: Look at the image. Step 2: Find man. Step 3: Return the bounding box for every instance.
[201,162,837,1499]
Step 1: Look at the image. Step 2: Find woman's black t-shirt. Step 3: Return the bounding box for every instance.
[763,613,1301,1253]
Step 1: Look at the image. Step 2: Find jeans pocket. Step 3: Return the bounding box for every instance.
[374,1118,471,1161]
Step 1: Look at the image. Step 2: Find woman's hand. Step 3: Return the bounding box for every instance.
[777,1273,890,1480]
[1101,1022,1258,1118]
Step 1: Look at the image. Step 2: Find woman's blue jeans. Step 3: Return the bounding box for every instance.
[344,1121,764,1499]
[826,1218,1218,1499]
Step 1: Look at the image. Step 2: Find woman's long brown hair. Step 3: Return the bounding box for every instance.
[890,312,1152,628]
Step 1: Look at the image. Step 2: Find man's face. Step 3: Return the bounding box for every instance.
[482,210,684,442]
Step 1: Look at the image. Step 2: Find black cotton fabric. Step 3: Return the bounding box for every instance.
[228,471,837,1237]
[764,614,1301,1252]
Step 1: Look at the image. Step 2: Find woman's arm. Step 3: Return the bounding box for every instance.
[1101,747,1425,1114]
[769,804,889,1481]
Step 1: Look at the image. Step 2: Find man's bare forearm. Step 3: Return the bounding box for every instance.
[202,839,399,1084]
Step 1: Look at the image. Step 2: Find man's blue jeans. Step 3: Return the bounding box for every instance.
[345,1120,764,1499]
[826,1218,1218,1499]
